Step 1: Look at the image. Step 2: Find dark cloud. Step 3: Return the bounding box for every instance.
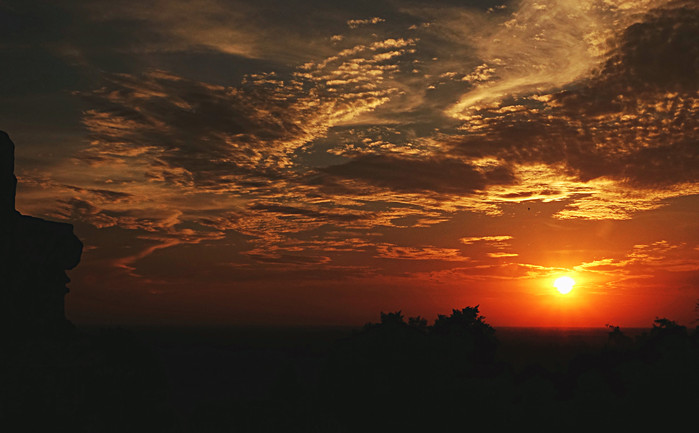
[248,203,369,222]
[54,197,118,228]
[79,30,412,191]
[62,185,134,202]
[318,154,515,195]
[246,253,331,265]
[556,3,698,114]
[447,3,698,189]
[80,71,300,188]
[606,3,698,93]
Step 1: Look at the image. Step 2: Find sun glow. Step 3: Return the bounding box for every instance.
[554,276,575,295]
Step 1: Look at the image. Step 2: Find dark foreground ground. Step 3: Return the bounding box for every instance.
[2,314,698,432]
[108,325,629,407]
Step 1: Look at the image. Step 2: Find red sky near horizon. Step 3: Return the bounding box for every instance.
[4,0,698,327]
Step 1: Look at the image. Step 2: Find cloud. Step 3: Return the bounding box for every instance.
[61,185,134,203]
[601,2,698,94]
[445,0,677,116]
[347,17,386,29]
[487,252,519,258]
[409,262,568,283]
[317,154,515,195]
[375,243,469,261]
[82,0,339,61]
[75,0,698,242]
[79,35,410,191]
[436,2,698,218]
[573,240,699,296]
[460,235,513,245]
[16,0,695,291]
[54,197,119,229]
[66,35,427,269]
[87,0,260,57]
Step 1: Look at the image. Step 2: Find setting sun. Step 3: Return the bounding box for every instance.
[554,276,576,295]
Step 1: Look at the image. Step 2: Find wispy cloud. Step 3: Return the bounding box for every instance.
[10,0,695,319]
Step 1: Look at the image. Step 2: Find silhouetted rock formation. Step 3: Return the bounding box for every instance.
[1,132,171,432]
[0,131,82,335]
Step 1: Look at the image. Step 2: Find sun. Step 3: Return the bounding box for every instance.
[553,276,575,295]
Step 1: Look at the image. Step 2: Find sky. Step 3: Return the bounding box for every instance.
[2,0,698,327]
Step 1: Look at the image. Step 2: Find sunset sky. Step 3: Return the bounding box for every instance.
[3,0,698,327]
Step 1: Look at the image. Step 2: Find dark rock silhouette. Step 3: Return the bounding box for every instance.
[1,132,172,432]
[1,131,82,335]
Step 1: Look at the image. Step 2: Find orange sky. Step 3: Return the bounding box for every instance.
[5,0,698,327]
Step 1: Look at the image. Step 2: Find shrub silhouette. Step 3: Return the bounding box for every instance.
[431,305,498,363]
[319,306,508,431]
[605,324,633,351]
[317,310,699,432]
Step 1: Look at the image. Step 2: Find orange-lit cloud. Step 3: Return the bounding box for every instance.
[7,0,698,326]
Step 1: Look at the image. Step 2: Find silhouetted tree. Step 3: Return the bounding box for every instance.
[319,307,508,431]
[605,324,632,350]
[651,317,686,333]
[431,305,498,362]
[361,310,429,334]
[320,310,434,431]
[432,305,493,335]
[408,315,428,332]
